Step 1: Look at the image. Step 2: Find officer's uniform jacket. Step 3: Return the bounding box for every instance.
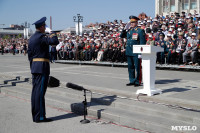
[28,31,59,75]
[120,26,146,56]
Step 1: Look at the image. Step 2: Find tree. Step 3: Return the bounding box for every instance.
[2,35,10,39]
[17,34,22,38]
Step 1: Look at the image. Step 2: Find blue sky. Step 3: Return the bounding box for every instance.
[0,0,155,30]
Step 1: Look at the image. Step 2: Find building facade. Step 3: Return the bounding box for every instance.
[0,24,32,39]
[155,0,200,16]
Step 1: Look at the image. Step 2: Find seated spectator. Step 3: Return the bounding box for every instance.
[174,32,186,65]
[146,34,155,45]
[183,33,199,65]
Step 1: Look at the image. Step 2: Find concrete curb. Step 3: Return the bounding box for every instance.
[55,60,200,71]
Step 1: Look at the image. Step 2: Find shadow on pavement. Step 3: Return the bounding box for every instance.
[155,79,181,84]
[162,87,190,93]
[71,95,117,119]
[48,113,78,121]
[0,84,13,88]
[91,95,117,106]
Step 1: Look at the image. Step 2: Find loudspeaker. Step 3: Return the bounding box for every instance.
[48,76,60,87]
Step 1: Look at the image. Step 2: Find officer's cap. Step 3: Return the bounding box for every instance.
[32,17,46,28]
[129,16,139,22]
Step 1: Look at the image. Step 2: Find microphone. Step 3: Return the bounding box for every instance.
[66,82,86,91]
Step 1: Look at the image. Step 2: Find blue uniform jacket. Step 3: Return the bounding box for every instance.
[120,27,146,56]
[28,31,59,74]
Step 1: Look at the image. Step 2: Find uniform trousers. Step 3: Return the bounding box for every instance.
[127,56,140,85]
[31,73,49,122]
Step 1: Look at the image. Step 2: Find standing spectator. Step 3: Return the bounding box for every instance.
[1,43,4,55]
[23,43,27,56]
[156,33,166,64]
[12,41,16,55]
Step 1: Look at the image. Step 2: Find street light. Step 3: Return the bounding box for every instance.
[73,14,83,35]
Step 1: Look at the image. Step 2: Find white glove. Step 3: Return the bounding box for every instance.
[138,55,142,59]
[45,25,52,33]
[124,22,131,30]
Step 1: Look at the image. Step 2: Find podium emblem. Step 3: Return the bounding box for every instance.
[140,47,143,52]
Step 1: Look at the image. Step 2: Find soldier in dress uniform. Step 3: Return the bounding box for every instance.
[28,17,59,123]
[120,16,146,86]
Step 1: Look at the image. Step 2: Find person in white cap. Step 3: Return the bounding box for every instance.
[146,20,152,29]
[146,34,155,46]
[174,32,186,65]
[183,33,199,65]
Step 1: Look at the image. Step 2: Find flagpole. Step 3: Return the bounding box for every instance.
[50,16,52,30]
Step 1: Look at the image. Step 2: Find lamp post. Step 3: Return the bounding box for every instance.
[73,14,83,35]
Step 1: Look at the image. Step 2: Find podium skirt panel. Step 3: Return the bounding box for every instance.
[31,73,49,122]
[127,56,140,85]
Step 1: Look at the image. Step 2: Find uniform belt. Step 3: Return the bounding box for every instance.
[33,58,49,62]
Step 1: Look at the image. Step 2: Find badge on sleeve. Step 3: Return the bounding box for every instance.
[132,33,138,40]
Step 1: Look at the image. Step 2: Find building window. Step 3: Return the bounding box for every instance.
[182,0,189,10]
[170,0,175,12]
[190,0,197,9]
[163,0,169,12]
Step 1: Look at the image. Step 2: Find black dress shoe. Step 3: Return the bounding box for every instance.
[134,84,140,87]
[126,83,135,86]
[35,118,53,123]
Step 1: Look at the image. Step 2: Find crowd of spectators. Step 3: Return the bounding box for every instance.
[0,38,28,55]
[1,11,200,65]
[55,11,200,66]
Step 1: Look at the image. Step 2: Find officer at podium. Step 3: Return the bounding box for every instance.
[28,17,59,123]
[120,16,146,86]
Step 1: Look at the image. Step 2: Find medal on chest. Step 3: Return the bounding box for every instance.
[132,33,138,40]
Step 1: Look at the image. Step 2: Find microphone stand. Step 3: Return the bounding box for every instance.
[80,89,90,124]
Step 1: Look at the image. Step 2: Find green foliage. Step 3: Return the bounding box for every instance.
[16,34,22,38]
[2,35,10,39]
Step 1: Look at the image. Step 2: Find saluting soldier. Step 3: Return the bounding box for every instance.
[28,17,59,123]
[120,16,146,86]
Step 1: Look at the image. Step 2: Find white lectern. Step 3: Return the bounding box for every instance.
[133,45,164,96]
